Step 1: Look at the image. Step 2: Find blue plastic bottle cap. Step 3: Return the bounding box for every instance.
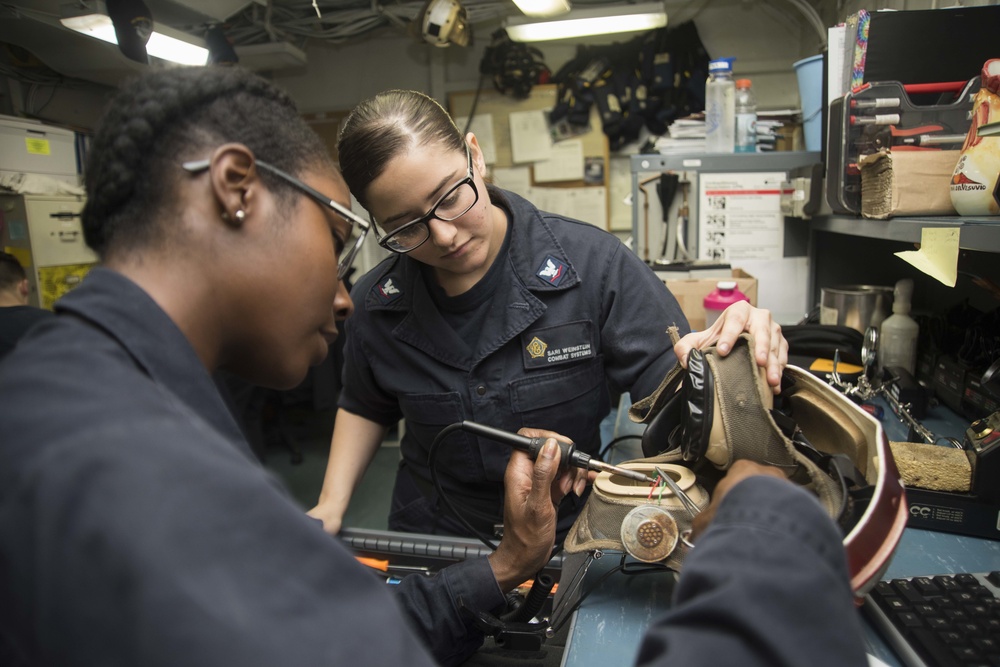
[708,58,734,72]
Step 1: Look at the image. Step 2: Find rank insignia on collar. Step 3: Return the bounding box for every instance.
[536,255,568,286]
[373,277,402,304]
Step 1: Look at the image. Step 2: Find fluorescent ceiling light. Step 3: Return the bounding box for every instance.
[505,2,667,41]
[60,13,209,66]
[511,0,572,18]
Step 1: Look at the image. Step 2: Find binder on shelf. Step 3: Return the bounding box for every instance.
[863,6,1000,95]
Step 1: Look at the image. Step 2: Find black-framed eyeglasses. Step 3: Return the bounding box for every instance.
[372,145,478,254]
[182,158,370,281]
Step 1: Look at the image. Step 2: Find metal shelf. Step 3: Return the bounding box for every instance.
[629,152,822,258]
[810,215,1000,253]
[629,151,821,175]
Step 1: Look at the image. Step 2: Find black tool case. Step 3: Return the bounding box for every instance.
[825,78,978,215]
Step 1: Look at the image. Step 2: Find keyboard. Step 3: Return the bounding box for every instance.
[865,572,1000,667]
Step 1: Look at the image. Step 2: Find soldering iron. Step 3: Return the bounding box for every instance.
[461,420,655,484]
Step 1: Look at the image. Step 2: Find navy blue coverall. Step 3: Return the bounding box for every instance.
[0,269,501,667]
[340,188,689,537]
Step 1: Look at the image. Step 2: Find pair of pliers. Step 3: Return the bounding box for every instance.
[865,123,965,151]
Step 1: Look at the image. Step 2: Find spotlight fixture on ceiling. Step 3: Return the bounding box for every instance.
[510,0,572,18]
[59,0,209,65]
[418,0,471,47]
[504,1,667,42]
[205,24,239,65]
[105,0,152,63]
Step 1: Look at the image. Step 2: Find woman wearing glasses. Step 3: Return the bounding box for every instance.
[0,69,861,667]
[0,68,581,665]
[310,90,788,540]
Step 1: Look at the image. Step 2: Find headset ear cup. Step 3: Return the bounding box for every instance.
[680,348,714,462]
[641,381,683,457]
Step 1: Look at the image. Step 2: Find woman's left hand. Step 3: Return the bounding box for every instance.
[672,301,787,393]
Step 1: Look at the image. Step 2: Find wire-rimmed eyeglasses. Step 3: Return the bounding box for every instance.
[182,158,370,281]
[373,145,479,254]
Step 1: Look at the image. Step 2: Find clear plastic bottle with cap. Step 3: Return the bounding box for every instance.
[705,58,736,154]
[734,78,757,153]
[878,279,920,375]
[703,280,750,329]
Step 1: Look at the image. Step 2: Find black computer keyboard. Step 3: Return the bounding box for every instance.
[865,572,1000,667]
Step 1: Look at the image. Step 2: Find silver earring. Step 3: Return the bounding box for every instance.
[234,209,246,222]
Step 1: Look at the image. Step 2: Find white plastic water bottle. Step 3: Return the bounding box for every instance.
[735,78,757,153]
[705,58,735,153]
[878,279,920,375]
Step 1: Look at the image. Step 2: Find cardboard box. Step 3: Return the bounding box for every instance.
[859,149,959,219]
[661,269,758,331]
[652,261,733,281]
[774,122,803,152]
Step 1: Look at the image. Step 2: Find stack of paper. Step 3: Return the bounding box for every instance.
[655,114,707,154]
[756,109,802,152]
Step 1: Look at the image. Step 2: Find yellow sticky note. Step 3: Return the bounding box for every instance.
[894,227,959,287]
[25,138,51,155]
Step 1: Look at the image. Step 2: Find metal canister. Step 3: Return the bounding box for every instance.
[819,285,894,334]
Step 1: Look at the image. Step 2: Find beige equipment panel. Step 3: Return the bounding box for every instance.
[1,194,97,309]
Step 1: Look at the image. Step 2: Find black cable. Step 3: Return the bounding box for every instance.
[429,421,579,561]
[550,554,624,633]
[461,70,486,137]
[501,572,555,623]
[549,555,673,633]
[430,423,677,637]
[598,434,643,461]
[428,423,501,551]
[428,421,580,557]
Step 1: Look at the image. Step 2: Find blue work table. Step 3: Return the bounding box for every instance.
[557,529,999,667]
[559,397,1000,667]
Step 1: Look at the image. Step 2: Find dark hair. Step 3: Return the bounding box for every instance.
[0,251,27,292]
[83,66,333,257]
[337,90,465,210]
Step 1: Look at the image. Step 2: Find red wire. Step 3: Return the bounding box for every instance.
[647,473,661,500]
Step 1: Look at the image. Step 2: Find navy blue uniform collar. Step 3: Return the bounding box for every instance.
[361,190,583,370]
[504,189,580,291]
[364,188,579,315]
[56,268,246,447]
